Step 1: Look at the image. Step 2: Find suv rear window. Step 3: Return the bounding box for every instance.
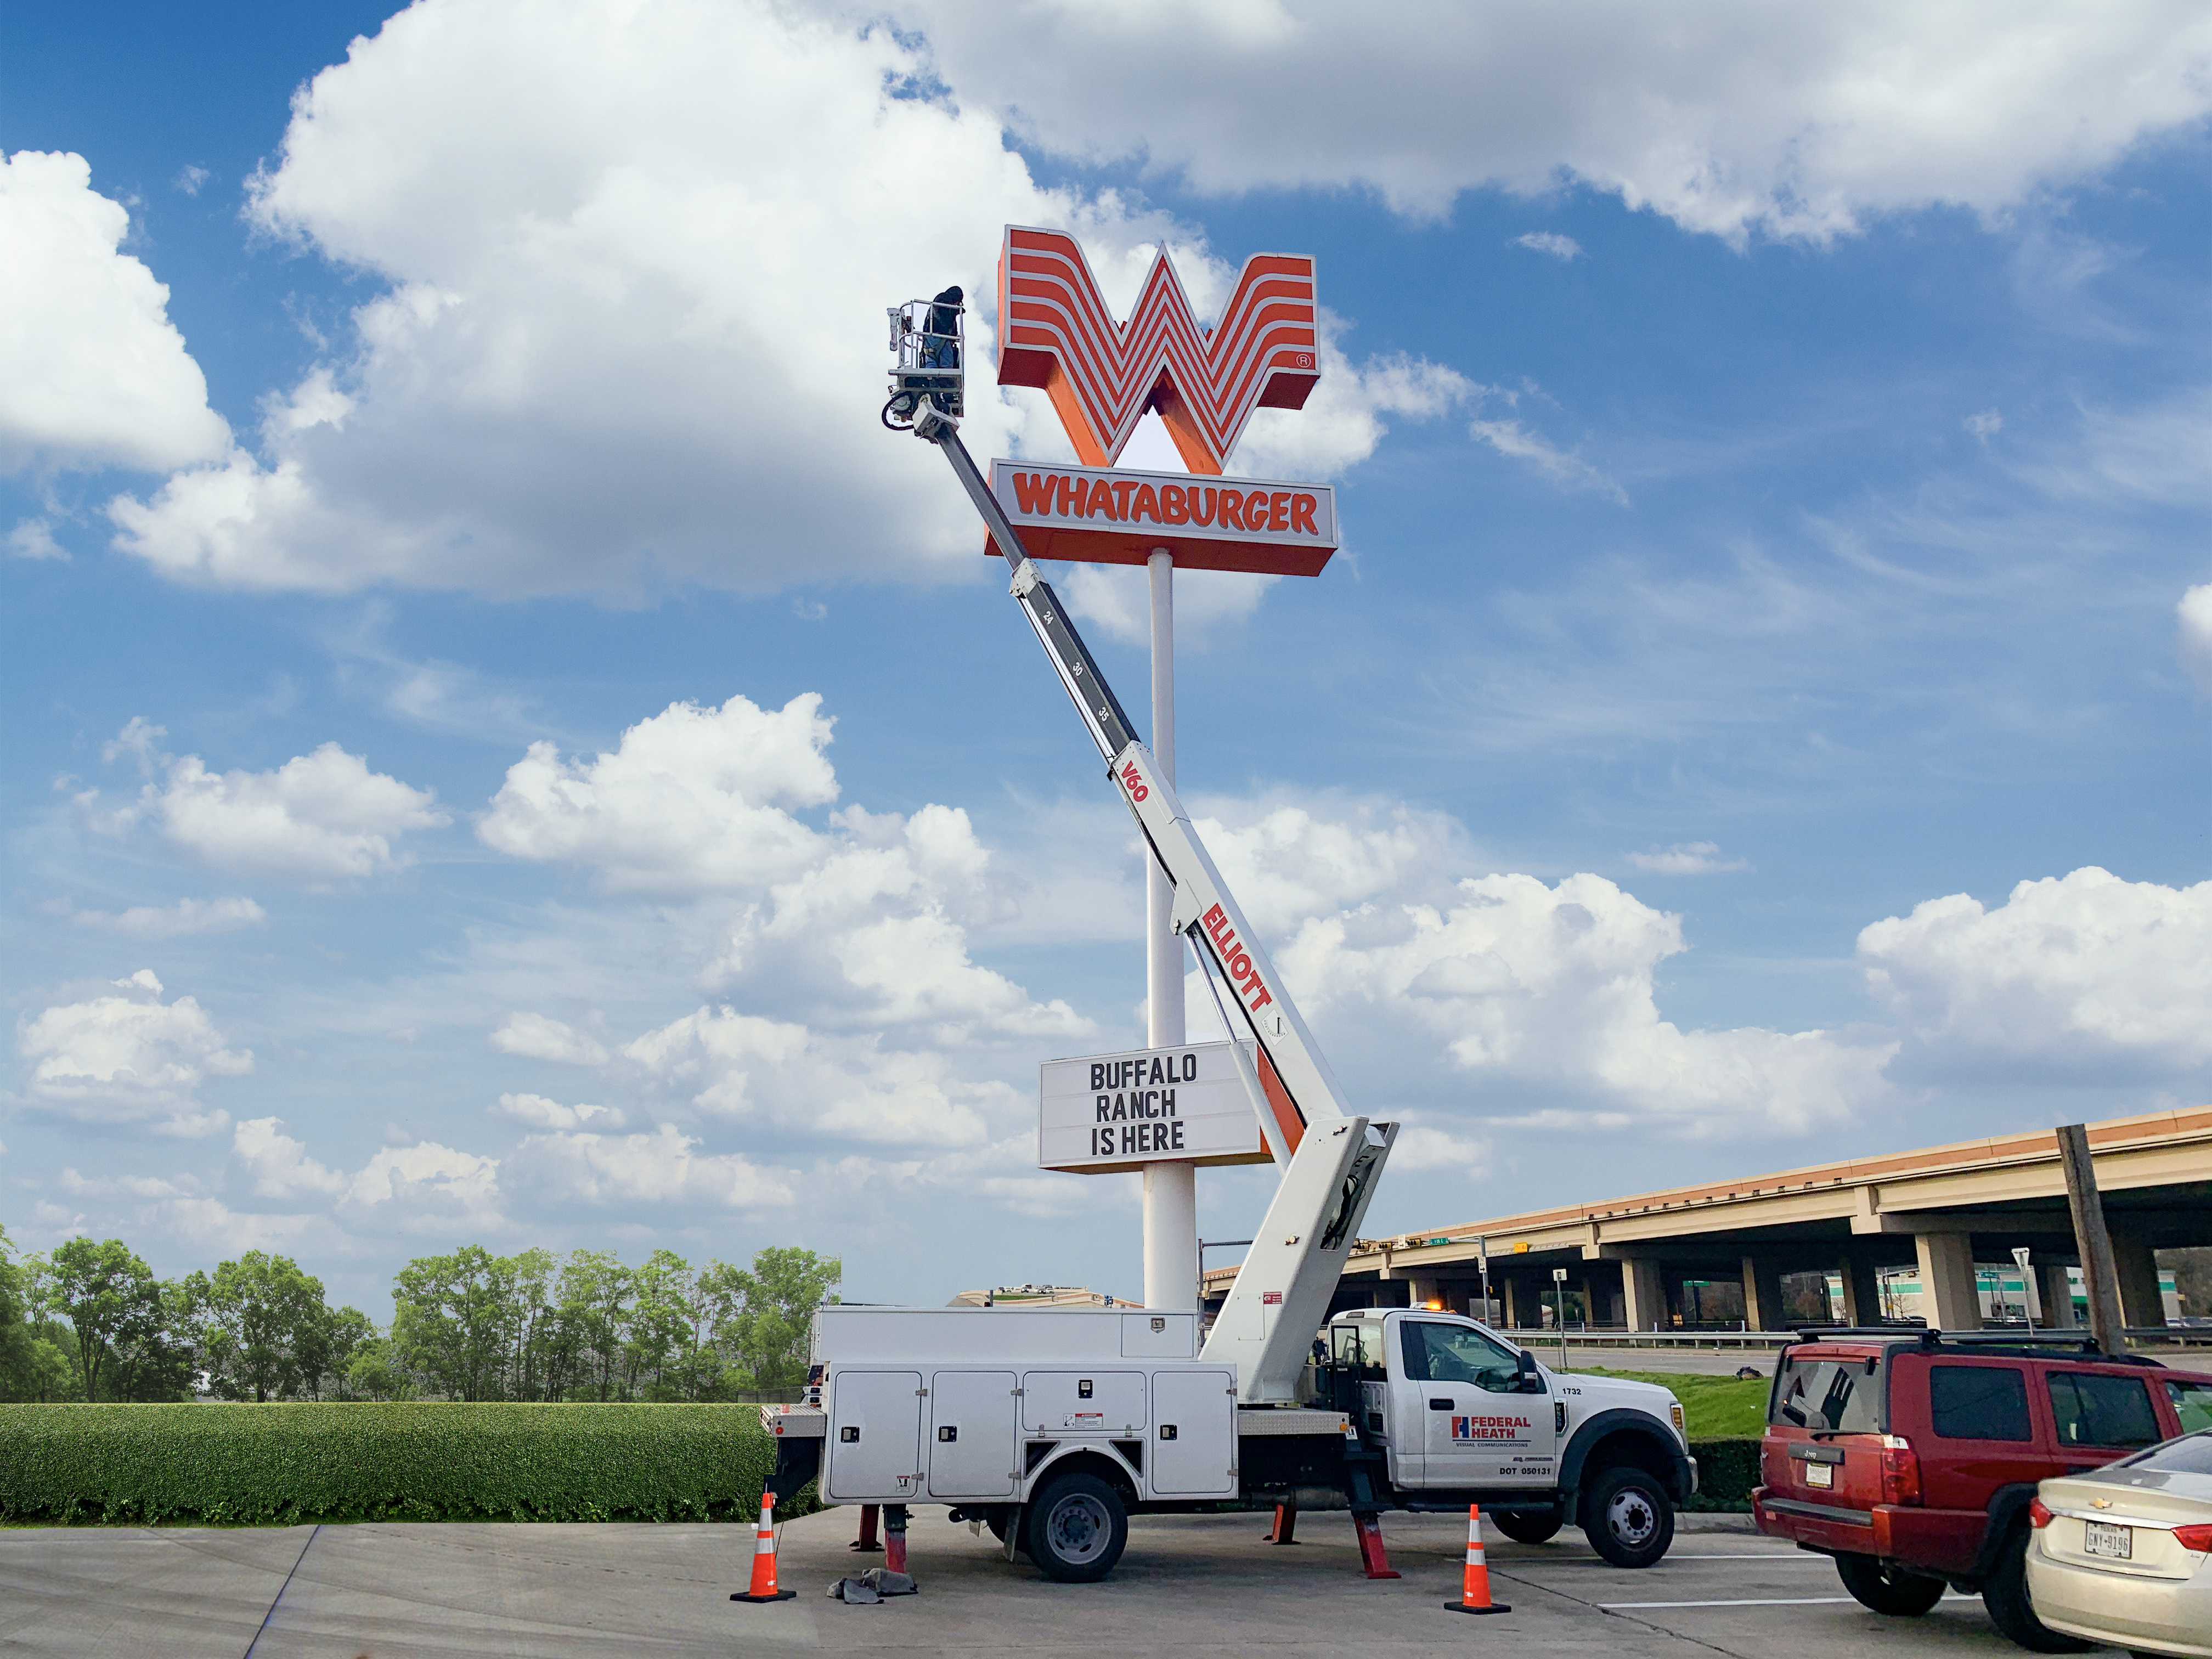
[1929,1364,2032,1441]
[2047,1372,2160,1449]
[1771,1352,1883,1434]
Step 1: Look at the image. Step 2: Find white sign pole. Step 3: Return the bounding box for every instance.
[1142,548,1197,1312]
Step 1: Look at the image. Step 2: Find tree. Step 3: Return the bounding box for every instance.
[0,1227,74,1402]
[194,1252,333,1402]
[555,1250,633,1401]
[392,1245,515,1401]
[297,1304,375,1400]
[46,1238,170,1402]
[717,1246,840,1394]
[343,1336,415,1401]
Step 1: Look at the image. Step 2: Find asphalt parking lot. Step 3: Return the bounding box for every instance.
[0,1508,2111,1659]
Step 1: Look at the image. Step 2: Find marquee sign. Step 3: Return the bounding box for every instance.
[1039,1040,1274,1173]
[998,226,1319,476]
[984,461,1338,576]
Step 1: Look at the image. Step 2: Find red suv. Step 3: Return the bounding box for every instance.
[1753,1327,2212,1651]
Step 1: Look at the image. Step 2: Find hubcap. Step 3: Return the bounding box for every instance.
[1046,1493,1113,1564]
[1606,1487,1657,1548]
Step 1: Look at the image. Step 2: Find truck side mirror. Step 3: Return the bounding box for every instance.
[1516,1350,1545,1393]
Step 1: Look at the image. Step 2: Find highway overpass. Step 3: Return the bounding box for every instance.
[1204,1105,2210,1335]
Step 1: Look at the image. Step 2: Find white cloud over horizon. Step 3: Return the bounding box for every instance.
[16,970,253,1136]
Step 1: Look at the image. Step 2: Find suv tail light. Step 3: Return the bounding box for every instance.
[2028,1497,2053,1529]
[2174,1523,2212,1554]
[1879,1435,1922,1506]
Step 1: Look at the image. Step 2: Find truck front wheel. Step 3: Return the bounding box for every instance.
[1582,1465,1674,1568]
[1022,1471,1128,1583]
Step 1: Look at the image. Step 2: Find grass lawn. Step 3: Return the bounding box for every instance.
[1574,1368,1771,1440]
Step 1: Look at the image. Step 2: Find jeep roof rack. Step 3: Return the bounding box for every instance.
[1786,1325,2168,1365]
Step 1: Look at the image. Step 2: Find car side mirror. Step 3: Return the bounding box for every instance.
[1516,1350,1545,1393]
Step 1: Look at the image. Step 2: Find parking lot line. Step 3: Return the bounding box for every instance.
[1601,1596,1861,1609]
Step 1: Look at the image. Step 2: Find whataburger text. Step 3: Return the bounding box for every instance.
[985,460,1339,577]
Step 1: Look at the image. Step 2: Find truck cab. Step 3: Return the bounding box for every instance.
[1321,1308,1697,1566]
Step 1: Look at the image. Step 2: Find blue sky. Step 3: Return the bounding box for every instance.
[5,2,2209,1318]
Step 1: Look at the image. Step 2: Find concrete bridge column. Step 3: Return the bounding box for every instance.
[2111,1233,2168,1331]
[1915,1232,1982,1331]
[1407,1276,1444,1311]
[1622,1260,1667,1332]
[1838,1256,1886,1325]
[1742,1256,1787,1332]
[2038,1263,2080,1328]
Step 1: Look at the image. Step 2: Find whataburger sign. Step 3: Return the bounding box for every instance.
[989,225,1338,579]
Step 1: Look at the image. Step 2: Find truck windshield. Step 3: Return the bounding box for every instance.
[1402,1321,1525,1392]
[1771,1353,1883,1434]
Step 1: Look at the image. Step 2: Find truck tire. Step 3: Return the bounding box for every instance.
[1983,1526,2094,1652]
[1582,1465,1674,1568]
[1493,1508,1565,1545]
[1022,1471,1127,1583]
[1834,1552,1946,1616]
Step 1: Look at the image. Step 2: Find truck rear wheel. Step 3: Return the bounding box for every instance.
[1835,1552,1946,1616]
[1022,1471,1127,1583]
[1582,1465,1674,1568]
[1493,1508,1565,1545]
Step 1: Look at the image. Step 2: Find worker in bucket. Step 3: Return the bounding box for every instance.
[924,285,962,369]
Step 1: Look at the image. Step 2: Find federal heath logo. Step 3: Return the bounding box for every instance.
[997,226,1319,475]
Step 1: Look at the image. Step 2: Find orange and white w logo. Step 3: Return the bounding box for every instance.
[997,227,1318,476]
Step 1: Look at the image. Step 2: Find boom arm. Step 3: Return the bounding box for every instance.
[913,406,1393,1401]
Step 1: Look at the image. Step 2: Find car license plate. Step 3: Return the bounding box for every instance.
[1805,1461,1833,1489]
[2084,1520,2131,1560]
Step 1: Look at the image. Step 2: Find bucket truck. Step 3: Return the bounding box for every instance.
[753,303,1696,1584]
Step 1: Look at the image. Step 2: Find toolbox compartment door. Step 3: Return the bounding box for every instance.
[928,1370,1018,1498]
[826,1369,923,1501]
[1150,1369,1238,1496]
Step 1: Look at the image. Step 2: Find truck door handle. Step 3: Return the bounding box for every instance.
[1429,1397,1454,1410]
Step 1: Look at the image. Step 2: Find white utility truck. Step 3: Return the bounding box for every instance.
[754,307,1698,1583]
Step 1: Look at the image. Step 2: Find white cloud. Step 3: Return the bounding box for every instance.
[16,969,252,1133]
[233,1116,347,1199]
[344,1140,504,1228]
[1514,232,1582,260]
[66,896,267,939]
[1267,849,1893,1134]
[1469,413,1626,503]
[1859,867,2212,1077]
[484,690,1087,1039]
[1624,841,1749,875]
[1965,408,2004,441]
[174,165,209,196]
[504,1122,791,1209]
[82,725,447,886]
[623,1005,1017,1149]
[9,518,65,560]
[479,693,837,894]
[489,1012,608,1066]
[97,1,1105,596]
[907,2,2212,241]
[0,151,230,473]
[491,1091,625,1130]
[2177,584,2212,695]
[1190,795,1475,939]
[99,2,1473,600]
[1391,1124,1494,1171]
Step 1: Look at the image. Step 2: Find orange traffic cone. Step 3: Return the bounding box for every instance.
[730,1490,797,1604]
[1446,1505,1510,1615]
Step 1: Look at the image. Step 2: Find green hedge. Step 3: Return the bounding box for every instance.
[1684,1437,1759,1512]
[0,1403,809,1526]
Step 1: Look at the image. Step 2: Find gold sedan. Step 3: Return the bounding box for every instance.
[2025,1429,2212,1658]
